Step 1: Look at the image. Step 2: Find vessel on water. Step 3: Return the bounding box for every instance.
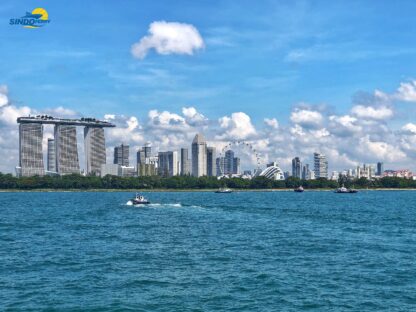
[130,193,151,204]
[215,187,233,193]
[335,185,358,193]
[294,186,304,192]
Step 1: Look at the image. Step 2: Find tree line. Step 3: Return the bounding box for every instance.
[0,173,415,190]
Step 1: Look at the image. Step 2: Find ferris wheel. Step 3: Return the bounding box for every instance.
[217,140,263,176]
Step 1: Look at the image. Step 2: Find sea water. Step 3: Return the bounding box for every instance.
[1,191,415,310]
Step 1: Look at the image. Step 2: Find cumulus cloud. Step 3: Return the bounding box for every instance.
[351,105,393,120]
[217,112,256,140]
[328,115,362,135]
[395,80,416,102]
[2,81,416,174]
[401,123,416,134]
[182,106,208,126]
[264,118,279,129]
[290,109,323,128]
[0,85,9,107]
[148,109,187,129]
[131,21,204,59]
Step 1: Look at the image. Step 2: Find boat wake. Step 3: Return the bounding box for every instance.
[124,202,184,208]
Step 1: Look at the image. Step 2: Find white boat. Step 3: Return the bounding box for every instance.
[294,186,304,192]
[335,185,358,193]
[131,193,150,204]
[215,187,233,193]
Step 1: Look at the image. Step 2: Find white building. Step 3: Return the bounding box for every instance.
[259,162,285,180]
[101,164,121,177]
[314,152,328,178]
[191,133,207,177]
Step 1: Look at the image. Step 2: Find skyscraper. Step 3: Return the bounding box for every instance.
[18,123,45,177]
[137,149,146,165]
[206,147,216,177]
[216,157,225,176]
[47,138,56,172]
[180,148,190,175]
[84,127,106,175]
[17,116,115,177]
[292,157,302,178]
[114,144,129,166]
[143,142,152,158]
[158,151,178,177]
[224,150,234,175]
[191,134,207,177]
[54,125,80,175]
[314,152,328,179]
[233,157,240,175]
[377,162,384,176]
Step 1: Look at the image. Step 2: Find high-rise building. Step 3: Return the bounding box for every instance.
[54,125,80,175]
[18,123,45,177]
[302,164,309,180]
[377,162,384,176]
[292,157,302,178]
[47,138,56,173]
[233,157,240,175]
[224,150,234,175]
[17,116,115,177]
[314,152,328,179]
[191,134,207,177]
[137,149,146,165]
[143,142,152,158]
[180,148,190,175]
[137,156,158,176]
[216,157,225,176]
[158,151,178,177]
[114,144,129,166]
[84,127,106,175]
[206,147,216,177]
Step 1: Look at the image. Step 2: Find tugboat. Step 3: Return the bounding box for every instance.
[294,186,304,192]
[130,193,151,205]
[335,185,358,193]
[215,187,233,193]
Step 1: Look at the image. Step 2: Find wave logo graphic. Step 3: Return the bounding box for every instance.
[10,8,50,28]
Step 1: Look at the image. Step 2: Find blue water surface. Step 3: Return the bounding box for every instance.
[1,191,415,311]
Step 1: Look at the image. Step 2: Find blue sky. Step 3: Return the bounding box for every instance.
[1,0,416,121]
[1,0,416,173]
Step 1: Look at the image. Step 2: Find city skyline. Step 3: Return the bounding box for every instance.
[2,1,416,173]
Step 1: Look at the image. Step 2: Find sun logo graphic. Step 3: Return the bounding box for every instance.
[10,8,51,28]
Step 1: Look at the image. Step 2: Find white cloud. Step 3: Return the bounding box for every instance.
[131,21,204,59]
[104,114,115,120]
[357,136,406,162]
[148,109,187,129]
[351,105,393,120]
[401,123,416,134]
[217,112,256,140]
[182,106,208,126]
[0,105,31,125]
[395,80,416,102]
[290,109,323,127]
[329,115,362,134]
[0,85,9,107]
[264,118,279,129]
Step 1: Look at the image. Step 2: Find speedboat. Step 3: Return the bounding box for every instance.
[294,186,304,192]
[335,185,358,193]
[131,193,150,204]
[215,187,233,193]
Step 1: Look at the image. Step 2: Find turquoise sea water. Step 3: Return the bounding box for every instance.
[1,191,415,311]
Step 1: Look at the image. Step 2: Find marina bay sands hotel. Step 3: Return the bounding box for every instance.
[16,115,115,177]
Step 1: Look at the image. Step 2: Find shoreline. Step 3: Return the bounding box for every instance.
[1,188,416,193]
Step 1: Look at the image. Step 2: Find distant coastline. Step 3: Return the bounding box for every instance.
[1,188,416,192]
